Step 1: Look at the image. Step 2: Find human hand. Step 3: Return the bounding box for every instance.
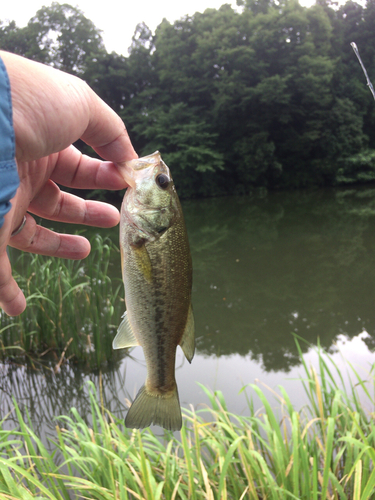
[0,51,137,316]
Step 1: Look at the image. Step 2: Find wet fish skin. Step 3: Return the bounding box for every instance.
[113,151,195,431]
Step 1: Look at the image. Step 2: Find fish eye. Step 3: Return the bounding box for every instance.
[156,173,170,189]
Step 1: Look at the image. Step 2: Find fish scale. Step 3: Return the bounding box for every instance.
[113,151,195,431]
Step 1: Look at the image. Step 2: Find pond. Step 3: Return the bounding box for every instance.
[2,185,375,435]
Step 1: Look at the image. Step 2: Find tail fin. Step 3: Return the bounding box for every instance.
[125,384,182,431]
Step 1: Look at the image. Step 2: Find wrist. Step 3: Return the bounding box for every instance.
[0,55,19,229]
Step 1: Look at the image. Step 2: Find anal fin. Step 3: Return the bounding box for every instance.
[113,311,139,350]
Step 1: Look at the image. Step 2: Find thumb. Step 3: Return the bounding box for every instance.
[0,249,26,316]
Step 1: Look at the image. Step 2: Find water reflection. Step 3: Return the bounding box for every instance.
[187,187,375,371]
[2,186,375,429]
[0,355,130,434]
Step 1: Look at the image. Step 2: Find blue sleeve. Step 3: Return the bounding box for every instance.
[0,55,19,229]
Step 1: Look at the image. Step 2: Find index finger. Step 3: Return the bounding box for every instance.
[82,102,138,164]
[49,145,129,190]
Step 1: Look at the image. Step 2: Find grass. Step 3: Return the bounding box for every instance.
[0,234,123,368]
[1,340,375,499]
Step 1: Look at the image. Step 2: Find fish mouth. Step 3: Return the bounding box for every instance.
[121,151,172,188]
[120,151,168,189]
[131,151,162,171]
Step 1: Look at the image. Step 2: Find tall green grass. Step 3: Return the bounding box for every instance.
[0,235,123,367]
[1,341,375,499]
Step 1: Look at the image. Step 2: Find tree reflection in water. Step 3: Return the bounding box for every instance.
[0,354,129,440]
[186,187,375,371]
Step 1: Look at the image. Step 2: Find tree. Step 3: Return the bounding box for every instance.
[2,0,375,195]
[84,52,130,114]
[132,102,225,197]
[0,20,48,61]
[0,3,105,75]
[28,2,105,74]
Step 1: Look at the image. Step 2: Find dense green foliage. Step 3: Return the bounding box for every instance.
[1,343,375,498]
[1,1,375,197]
[0,235,122,367]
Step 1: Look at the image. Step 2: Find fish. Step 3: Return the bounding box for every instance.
[113,151,195,431]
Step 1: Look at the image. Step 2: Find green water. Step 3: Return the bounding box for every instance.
[2,186,375,432]
[188,186,375,370]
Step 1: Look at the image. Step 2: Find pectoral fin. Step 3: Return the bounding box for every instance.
[113,311,140,350]
[179,305,195,363]
[133,244,153,284]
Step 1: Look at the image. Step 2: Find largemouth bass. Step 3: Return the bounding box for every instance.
[113,151,195,431]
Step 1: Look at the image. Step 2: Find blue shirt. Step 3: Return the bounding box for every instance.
[0,56,19,229]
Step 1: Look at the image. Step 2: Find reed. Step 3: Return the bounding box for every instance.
[0,234,123,367]
[1,341,375,499]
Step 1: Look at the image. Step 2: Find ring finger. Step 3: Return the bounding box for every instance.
[9,213,91,259]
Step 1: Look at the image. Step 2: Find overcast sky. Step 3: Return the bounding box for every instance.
[1,0,316,56]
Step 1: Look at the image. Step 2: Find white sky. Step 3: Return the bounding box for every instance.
[1,0,316,56]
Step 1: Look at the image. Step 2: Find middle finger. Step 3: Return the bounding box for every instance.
[28,179,120,227]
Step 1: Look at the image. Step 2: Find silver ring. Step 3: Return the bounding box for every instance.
[11,215,27,237]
